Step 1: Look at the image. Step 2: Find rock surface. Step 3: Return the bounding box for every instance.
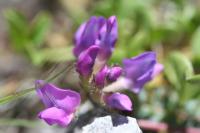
[82,115,142,133]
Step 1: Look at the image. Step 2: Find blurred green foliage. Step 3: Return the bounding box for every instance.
[4,9,73,66]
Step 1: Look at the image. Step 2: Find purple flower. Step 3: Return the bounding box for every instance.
[102,52,163,93]
[104,93,132,111]
[107,66,122,82]
[35,80,81,127]
[95,66,122,87]
[123,52,163,93]
[73,16,118,61]
[76,45,100,77]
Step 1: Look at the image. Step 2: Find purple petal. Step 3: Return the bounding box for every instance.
[133,69,154,93]
[95,66,109,87]
[123,52,157,93]
[73,16,106,57]
[108,66,122,82]
[104,93,132,111]
[38,107,74,127]
[76,45,100,76]
[106,16,118,48]
[97,16,118,60]
[35,80,53,107]
[36,81,81,114]
[74,22,86,47]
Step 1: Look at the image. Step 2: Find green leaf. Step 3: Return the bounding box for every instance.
[25,45,74,66]
[191,27,200,58]
[24,44,44,66]
[0,88,35,105]
[129,30,150,53]
[30,12,52,46]
[186,75,200,99]
[164,52,194,89]
[186,74,200,84]
[4,9,29,52]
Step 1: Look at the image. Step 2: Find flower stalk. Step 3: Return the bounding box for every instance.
[0,63,74,105]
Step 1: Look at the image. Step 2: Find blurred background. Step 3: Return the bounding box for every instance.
[0,0,200,133]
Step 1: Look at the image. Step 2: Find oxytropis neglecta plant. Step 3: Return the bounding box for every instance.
[35,16,163,127]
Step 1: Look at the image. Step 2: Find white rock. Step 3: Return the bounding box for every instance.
[82,115,142,133]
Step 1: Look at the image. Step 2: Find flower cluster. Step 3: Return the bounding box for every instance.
[35,16,163,127]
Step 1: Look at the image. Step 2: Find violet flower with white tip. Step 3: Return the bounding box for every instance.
[35,80,81,127]
[103,52,163,93]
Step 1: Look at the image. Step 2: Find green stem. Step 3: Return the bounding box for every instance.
[0,88,35,105]
[46,63,74,82]
[0,118,39,127]
[0,63,74,105]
